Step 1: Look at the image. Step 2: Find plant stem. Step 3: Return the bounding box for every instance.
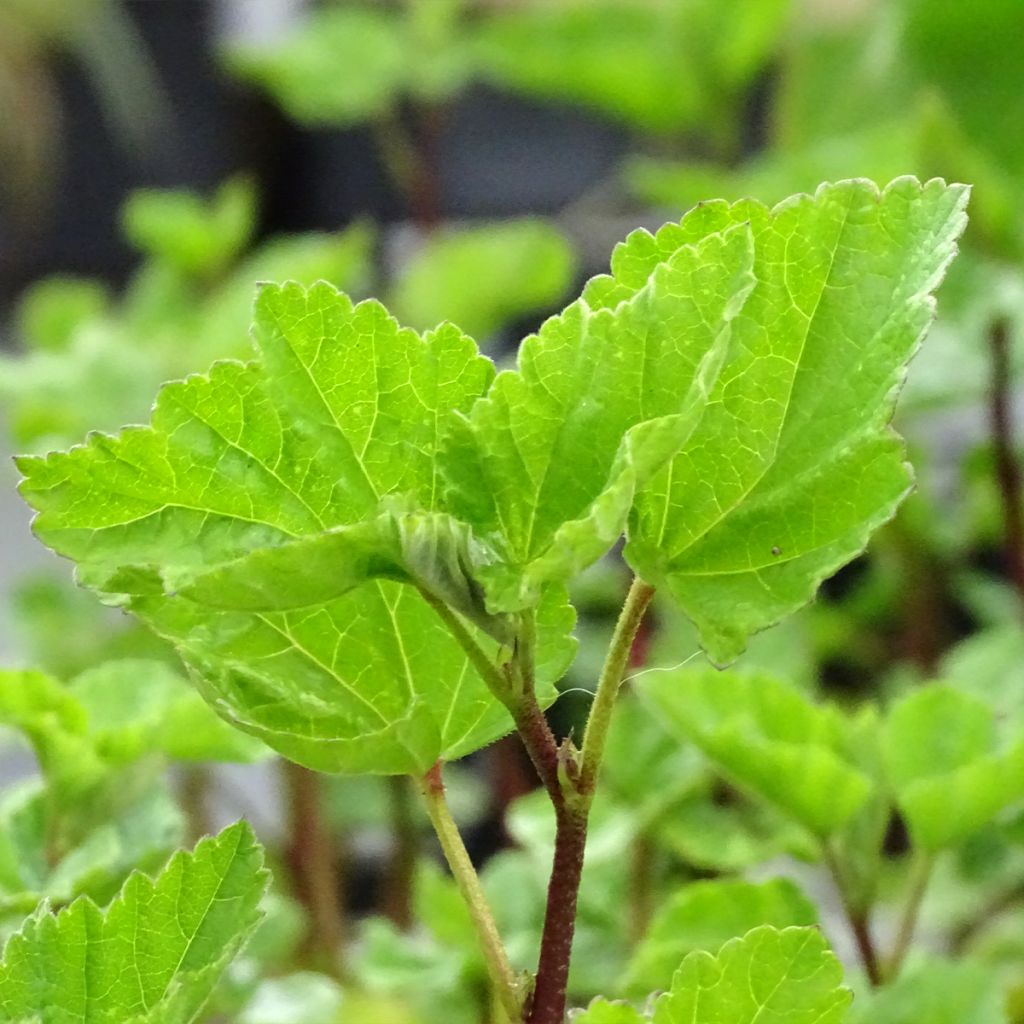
[527,804,588,1024]
[282,761,346,978]
[886,852,934,982]
[383,775,418,929]
[418,588,513,705]
[821,842,881,986]
[419,762,523,1021]
[989,316,1024,608]
[579,577,656,796]
[526,577,655,1024]
[628,830,656,945]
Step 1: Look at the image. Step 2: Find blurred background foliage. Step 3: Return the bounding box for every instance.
[1,1,1024,1022]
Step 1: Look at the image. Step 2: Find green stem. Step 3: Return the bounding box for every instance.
[886,852,934,981]
[821,841,881,987]
[579,577,656,796]
[418,588,513,705]
[419,761,524,1021]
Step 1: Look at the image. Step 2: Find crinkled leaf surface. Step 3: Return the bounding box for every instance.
[19,283,574,775]
[653,926,850,1024]
[442,224,756,611]
[605,178,968,661]
[882,685,1024,850]
[641,668,874,836]
[0,821,267,1024]
[626,878,818,997]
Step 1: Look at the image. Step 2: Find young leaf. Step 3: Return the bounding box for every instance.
[442,224,756,611]
[18,283,574,774]
[882,684,1024,850]
[625,878,818,996]
[611,178,968,662]
[392,219,576,338]
[641,668,874,836]
[0,821,268,1024]
[571,1000,646,1024]
[653,926,850,1024]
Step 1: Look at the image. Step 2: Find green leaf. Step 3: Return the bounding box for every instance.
[69,659,269,763]
[882,684,1024,850]
[0,668,105,802]
[224,8,409,126]
[641,667,874,836]
[237,973,344,1024]
[941,625,1024,726]
[570,1000,645,1024]
[653,926,850,1024]
[475,0,787,136]
[122,177,257,277]
[850,959,1003,1024]
[614,177,968,662]
[392,219,576,338]
[626,878,818,997]
[442,223,756,611]
[16,275,109,353]
[0,821,268,1024]
[19,283,574,774]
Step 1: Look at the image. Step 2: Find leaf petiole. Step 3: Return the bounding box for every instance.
[418,761,525,1021]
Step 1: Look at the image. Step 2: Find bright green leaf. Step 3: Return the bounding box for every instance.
[442,223,756,611]
[615,178,968,662]
[392,219,576,338]
[0,820,268,1024]
[626,878,818,997]
[882,684,1024,850]
[641,668,874,836]
[653,926,850,1024]
[122,177,257,277]
[570,999,645,1024]
[19,283,574,774]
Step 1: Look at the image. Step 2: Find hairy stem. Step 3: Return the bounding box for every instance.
[822,842,881,986]
[579,577,656,795]
[886,852,934,981]
[989,316,1024,608]
[419,762,523,1021]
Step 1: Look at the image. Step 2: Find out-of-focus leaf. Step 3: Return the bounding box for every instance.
[15,276,110,353]
[882,684,1024,850]
[850,959,1003,1024]
[238,972,345,1024]
[69,658,269,763]
[641,668,874,837]
[392,220,575,339]
[122,177,257,277]
[626,878,818,997]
